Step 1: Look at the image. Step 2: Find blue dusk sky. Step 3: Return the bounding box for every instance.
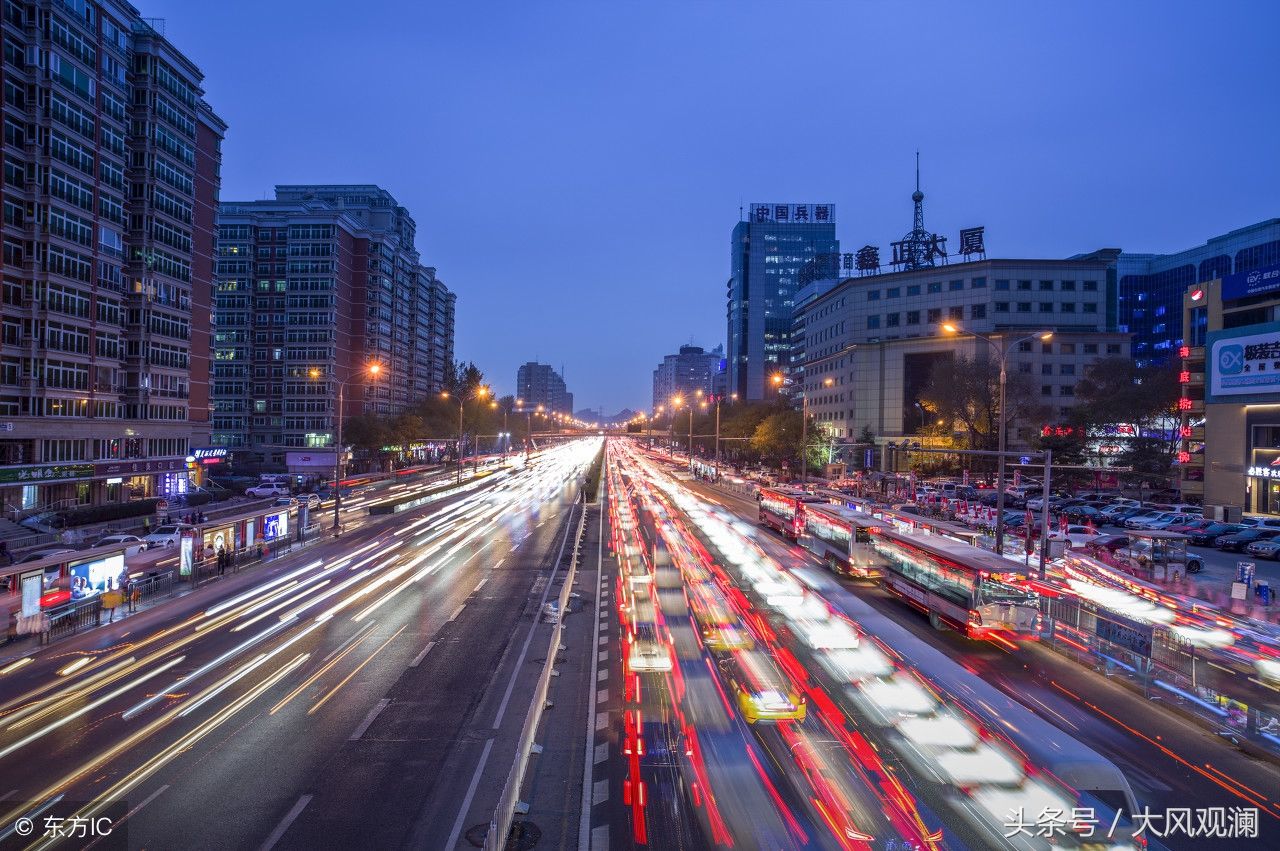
[145,0,1280,415]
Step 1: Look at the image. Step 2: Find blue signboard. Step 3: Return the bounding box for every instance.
[1206,322,1280,402]
[1221,262,1280,301]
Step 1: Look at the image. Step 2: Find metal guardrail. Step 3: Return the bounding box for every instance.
[44,596,102,643]
[484,497,589,851]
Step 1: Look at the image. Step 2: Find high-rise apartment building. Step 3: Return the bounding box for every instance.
[516,362,572,415]
[212,186,455,467]
[727,203,838,401]
[1,3,224,512]
[651,344,721,409]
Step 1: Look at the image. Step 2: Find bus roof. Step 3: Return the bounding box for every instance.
[879,526,1031,578]
[805,503,880,528]
[759,486,825,503]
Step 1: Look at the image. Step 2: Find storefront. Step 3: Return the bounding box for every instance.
[1245,444,1280,516]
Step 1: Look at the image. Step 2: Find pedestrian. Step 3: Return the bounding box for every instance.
[217,548,226,575]
[102,580,123,623]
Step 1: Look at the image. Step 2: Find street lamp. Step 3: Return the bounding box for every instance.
[771,372,834,485]
[942,323,1053,555]
[713,392,737,477]
[441,384,490,484]
[310,361,382,534]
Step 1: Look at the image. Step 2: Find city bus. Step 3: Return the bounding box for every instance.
[757,487,826,540]
[871,506,984,548]
[798,503,885,579]
[870,528,1040,638]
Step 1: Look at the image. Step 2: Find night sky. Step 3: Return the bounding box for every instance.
[145,0,1280,415]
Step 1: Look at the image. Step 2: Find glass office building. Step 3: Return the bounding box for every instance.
[727,204,838,400]
[1112,219,1280,365]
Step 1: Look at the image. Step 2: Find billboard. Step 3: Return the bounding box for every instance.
[286,451,337,468]
[263,511,289,541]
[1207,323,1280,401]
[1221,262,1280,301]
[70,554,125,595]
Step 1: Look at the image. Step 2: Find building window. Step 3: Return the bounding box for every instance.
[887,287,900,298]
[948,306,963,320]
[970,303,986,319]
[1060,343,1076,354]
[1106,343,1121,354]
[1083,280,1098,291]
[927,308,941,323]
[1083,343,1098,354]
[1042,364,1054,375]
[1017,280,1032,291]
[995,279,1010,290]
[1017,302,1032,313]
[867,315,880,329]
[885,312,900,327]
[1040,302,1054,313]
[1040,280,1055,291]
[1083,302,1098,313]
[972,277,986,288]
[1019,341,1033,352]
[867,290,880,301]
[1042,385,1053,396]
[1061,364,1076,376]
[1061,280,1076,291]
[1042,342,1053,354]
[994,302,1010,313]
[906,285,920,296]
[927,282,942,294]
[906,310,920,325]
[949,280,964,291]
[1061,302,1076,313]
[1059,385,1075,396]
[1018,362,1032,374]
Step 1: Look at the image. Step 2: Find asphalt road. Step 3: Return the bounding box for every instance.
[687,478,1280,851]
[0,443,598,851]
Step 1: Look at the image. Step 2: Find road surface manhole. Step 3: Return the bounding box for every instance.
[463,821,541,849]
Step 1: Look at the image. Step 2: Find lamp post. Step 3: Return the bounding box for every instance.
[441,384,490,484]
[772,372,833,485]
[668,395,683,457]
[311,362,382,535]
[713,392,737,478]
[942,324,1053,555]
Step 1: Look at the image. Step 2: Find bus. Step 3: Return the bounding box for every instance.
[870,528,1040,638]
[871,506,985,548]
[757,487,825,539]
[798,503,885,579]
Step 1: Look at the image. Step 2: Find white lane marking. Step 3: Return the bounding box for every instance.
[592,779,609,806]
[591,825,609,851]
[597,650,608,662]
[348,698,391,741]
[595,711,609,730]
[448,603,466,622]
[473,577,488,594]
[493,558,505,570]
[598,636,607,646]
[594,742,608,764]
[258,793,313,851]
[410,641,436,668]
[597,669,607,682]
[443,738,495,851]
[596,688,608,703]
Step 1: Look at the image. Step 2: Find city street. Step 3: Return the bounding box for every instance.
[0,442,599,850]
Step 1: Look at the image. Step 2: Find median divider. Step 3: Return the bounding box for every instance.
[484,496,589,851]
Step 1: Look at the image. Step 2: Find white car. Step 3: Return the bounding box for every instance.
[302,493,322,509]
[246,483,291,498]
[1058,525,1103,548]
[143,524,195,548]
[93,534,147,556]
[272,496,299,509]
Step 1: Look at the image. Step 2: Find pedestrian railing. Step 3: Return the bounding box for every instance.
[484,497,589,851]
[43,597,102,644]
[129,571,176,608]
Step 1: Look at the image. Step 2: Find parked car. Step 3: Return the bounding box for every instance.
[1123,509,1170,529]
[1245,538,1280,559]
[1117,540,1205,574]
[16,548,76,564]
[143,524,195,549]
[1132,512,1199,531]
[1165,518,1215,535]
[1216,528,1280,552]
[1188,523,1244,545]
[1061,505,1105,523]
[246,483,291,498]
[1060,525,1104,547]
[301,492,322,509]
[92,533,147,556]
[1084,534,1130,554]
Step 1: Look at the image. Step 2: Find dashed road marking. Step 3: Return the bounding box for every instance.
[594,742,609,764]
[596,688,608,703]
[592,779,609,805]
[595,711,609,730]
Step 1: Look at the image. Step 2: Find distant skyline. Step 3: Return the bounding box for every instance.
[145,0,1280,413]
